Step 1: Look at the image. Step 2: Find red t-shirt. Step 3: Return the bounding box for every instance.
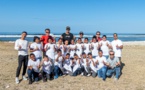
[40,35,54,47]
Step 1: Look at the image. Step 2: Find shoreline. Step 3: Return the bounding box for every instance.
[2,41,145,46]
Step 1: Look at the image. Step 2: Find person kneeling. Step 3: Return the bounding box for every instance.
[54,49,64,79]
[106,50,121,81]
[41,55,53,82]
[71,53,81,76]
[27,53,40,84]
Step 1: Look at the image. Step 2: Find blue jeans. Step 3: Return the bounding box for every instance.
[104,55,109,59]
[97,66,107,80]
[27,69,39,81]
[54,66,63,79]
[106,67,121,79]
[73,68,81,76]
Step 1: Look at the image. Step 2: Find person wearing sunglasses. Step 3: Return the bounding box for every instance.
[95,31,102,42]
[40,28,54,56]
[106,50,121,81]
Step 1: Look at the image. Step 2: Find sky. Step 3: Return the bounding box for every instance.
[0,0,145,34]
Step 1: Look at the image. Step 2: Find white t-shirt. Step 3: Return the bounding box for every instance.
[45,43,55,60]
[111,39,123,57]
[76,43,83,58]
[69,44,76,58]
[42,60,52,74]
[63,45,70,56]
[28,59,40,73]
[91,42,99,56]
[63,59,72,72]
[95,56,107,70]
[14,39,29,55]
[99,40,110,56]
[89,58,98,72]
[83,43,91,55]
[56,44,64,55]
[30,42,43,58]
[54,55,63,68]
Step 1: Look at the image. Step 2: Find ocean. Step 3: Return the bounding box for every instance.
[0,32,145,42]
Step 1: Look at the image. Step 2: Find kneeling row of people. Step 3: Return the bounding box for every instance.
[27,49,121,84]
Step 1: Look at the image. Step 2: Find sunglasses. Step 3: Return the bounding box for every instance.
[46,32,50,33]
[96,34,100,35]
[110,54,114,55]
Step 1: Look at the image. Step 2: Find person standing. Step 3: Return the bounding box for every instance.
[61,26,75,44]
[40,28,54,56]
[99,35,110,59]
[79,31,85,43]
[111,33,123,61]
[14,31,29,84]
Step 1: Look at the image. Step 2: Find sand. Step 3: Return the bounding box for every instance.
[0,42,145,90]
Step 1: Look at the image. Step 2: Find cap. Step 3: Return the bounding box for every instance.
[66,26,70,30]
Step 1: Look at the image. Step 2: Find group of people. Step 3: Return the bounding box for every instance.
[14,26,123,84]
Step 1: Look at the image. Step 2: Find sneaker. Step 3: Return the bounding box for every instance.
[15,77,19,84]
[23,76,27,81]
[81,73,84,76]
[114,78,118,81]
[111,74,115,78]
[87,74,91,77]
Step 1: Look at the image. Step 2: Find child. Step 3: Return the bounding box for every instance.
[80,52,90,76]
[30,36,43,60]
[88,53,98,77]
[83,38,91,55]
[63,40,70,56]
[56,38,64,55]
[63,53,72,75]
[69,39,76,58]
[76,38,83,58]
[96,50,107,81]
[27,53,40,84]
[41,55,53,82]
[44,38,55,62]
[71,53,81,76]
[99,35,110,59]
[54,49,64,79]
[91,37,99,58]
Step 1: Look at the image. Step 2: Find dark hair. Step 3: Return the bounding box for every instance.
[74,53,78,56]
[102,35,107,38]
[33,36,40,42]
[57,49,62,53]
[98,50,103,53]
[78,38,82,40]
[66,53,70,56]
[58,38,62,41]
[44,55,48,58]
[79,31,84,35]
[85,37,88,40]
[88,52,92,55]
[22,31,27,35]
[113,33,118,36]
[45,28,50,33]
[82,52,86,55]
[30,53,35,57]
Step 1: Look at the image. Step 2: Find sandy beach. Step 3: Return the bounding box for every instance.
[0,41,145,90]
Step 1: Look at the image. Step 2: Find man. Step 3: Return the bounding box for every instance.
[61,26,75,44]
[40,28,54,56]
[111,33,123,61]
[106,50,121,81]
[14,31,29,84]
